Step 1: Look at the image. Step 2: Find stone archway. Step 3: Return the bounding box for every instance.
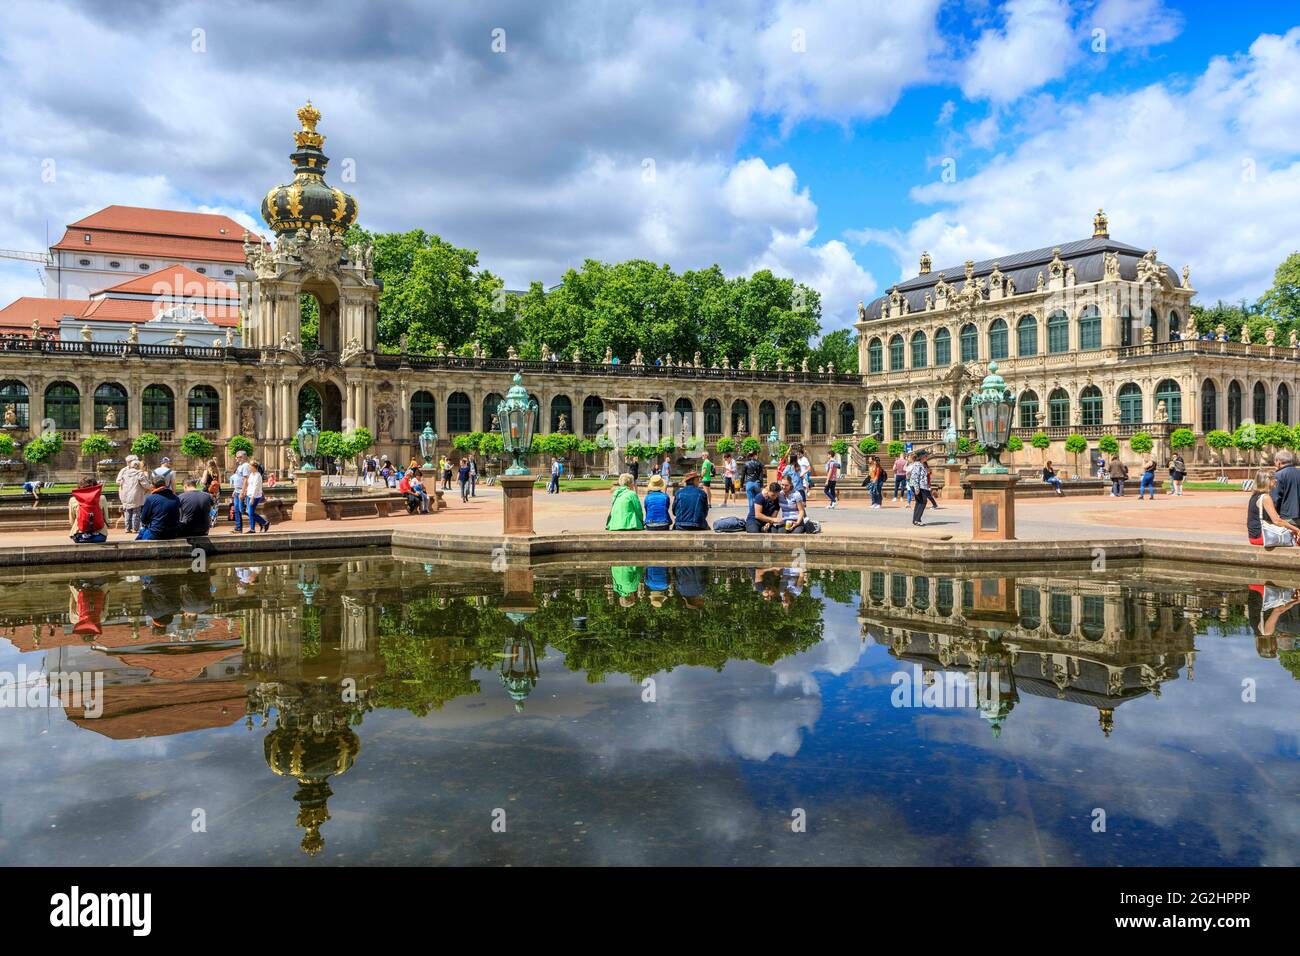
[299,380,344,432]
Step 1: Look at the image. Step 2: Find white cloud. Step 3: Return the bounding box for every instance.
[1088,0,1184,52]
[961,0,1079,104]
[854,27,1300,304]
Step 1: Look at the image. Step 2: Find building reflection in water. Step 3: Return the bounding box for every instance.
[1,558,1296,857]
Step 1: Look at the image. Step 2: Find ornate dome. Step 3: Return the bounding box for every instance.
[261,101,359,237]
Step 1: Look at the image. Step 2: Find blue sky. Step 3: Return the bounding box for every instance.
[0,0,1297,330]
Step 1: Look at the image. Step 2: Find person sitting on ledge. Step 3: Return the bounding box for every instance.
[137,473,180,541]
[1042,460,1065,496]
[69,476,108,544]
[643,473,672,530]
[745,482,782,533]
[671,472,710,530]
[177,478,214,537]
[606,473,645,530]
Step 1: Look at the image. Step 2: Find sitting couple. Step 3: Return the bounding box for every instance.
[606,472,710,531]
[398,467,432,514]
[746,476,807,533]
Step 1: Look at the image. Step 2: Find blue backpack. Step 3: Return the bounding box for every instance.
[712,516,746,532]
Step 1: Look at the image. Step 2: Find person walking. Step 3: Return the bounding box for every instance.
[823,451,839,509]
[201,458,222,528]
[1110,457,1129,497]
[867,455,884,509]
[457,457,471,502]
[1271,449,1300,524]
[659,451,671,484]
[892,450,908,503]
[229,450,251,534]
[1138,454,1157,500]
[699,452,714,496]
[243,457,270,533]
[115,455,151,534]
[1042,460,1065,496]
[908,450,931,526]
[1168,453,1186,496]
[797,445,813,497]
[548,456,561,494]
[468,456,478,497]
[741,449,765,518]
[722,452,736,506]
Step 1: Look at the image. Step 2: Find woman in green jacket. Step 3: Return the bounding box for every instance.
[606,473,645,530]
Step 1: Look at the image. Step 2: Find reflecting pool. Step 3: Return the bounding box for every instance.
[0,556,1296,866]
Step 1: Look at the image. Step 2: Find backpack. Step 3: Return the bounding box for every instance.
[712,516,746,532]
[803,518,821,534]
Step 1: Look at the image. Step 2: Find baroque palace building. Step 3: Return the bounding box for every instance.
[856,210,1299,466]
[0,103,863,477]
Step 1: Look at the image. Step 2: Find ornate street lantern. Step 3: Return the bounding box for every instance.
[971,361,1017,474]
[767,425,781,466]
[943,422,959,465]
[296,414,320,471]
[498,633,539,713]
[418,422,438,467]
[977,644,1019,738]
[496,373,539,476]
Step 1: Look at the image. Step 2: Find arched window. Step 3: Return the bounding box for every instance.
[868,337,883,374]
[912,576,930,611]
[1081,596,1106,640]
[1228,381,1243,430]
[910,331,928,369]
[579,395,602,436]
[703,398,722,435]
[1018,587,1042,631]
[1049,592,1073,636]
[912,398,930,431]
[187,385,219,431]
[1201,380,1218,432]
[810,401,827,435]
[936,396,952,428]
[0,380,29,429]
[784,401,802,435]
[550,394,573,432]
[960,323,978,362]
[1080,385,1103,427]
[1078,305,1101,351]
[936,577,954,617]
[1154,380,1182,424]
[93,382,128,431]
[1117,383,1143,424]
[1278,383,1291,425]
[934,328,951,366]
[44,382,79,431]
[960,393,973,431]
[839,402,855,435]
[1169,310,1181,340]
[142,384,175,431]
[988,318,1008,360]
[868,402,884,438]
[888,335,905,371]
[483,392,504,431]
[731,399,749,434]
[759,400,776,434]
[1253,382,1267,425]
[673,397,694,437]
[1016,314,1038,357]
[1048,388,1069,428]
[890,401,906,438]
[1047,310,1069,353]
[411,391,436,433]
[1018,389,1039,429]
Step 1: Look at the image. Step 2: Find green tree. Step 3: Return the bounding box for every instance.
[1259,251,1300,327]
[227,435,255,458]
[1128,432,1154,454]
[80,433,112,468]
[23,432,62,477]
[716,436,737,455]
[1232,422,1263,464]
[1064,433,1088,474]
[857,436,879,455]
[809,328,858,374]
[740,436,761,456]
[1030,431,1050,450]
[0,434,14,458]
[1098,434,1120,456]
[180,432,214,467]
[887,440,904,457]
[347,426,375,459]
[1007,434,1024,452]
[1205,429,1234,466]
[830,438,849,456]
[131,433,162,459]
[1169,428,1196,452]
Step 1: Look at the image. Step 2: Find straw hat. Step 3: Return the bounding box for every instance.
[647,474,667,491]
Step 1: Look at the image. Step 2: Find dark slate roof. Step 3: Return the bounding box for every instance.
[862,237,1180,320]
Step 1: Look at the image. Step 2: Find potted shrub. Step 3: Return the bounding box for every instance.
[1128,432,1154,456]
[227,435,255,461]
[1030,430,1050,463]
[886,440,904,458]
[180,431,214,475]
[715,436,737,456]
[1204,429,1233,470]
[131,432,163,463]
[857,436,879,456]
[23,432,62,482]
[1064,433,1088,477]
[80,433,113,475]
[1098,434,1120,460]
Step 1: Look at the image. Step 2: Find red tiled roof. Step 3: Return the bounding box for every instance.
[92,263,239,299]
[0,297,87,331]
[68,681,245,739]
[68,205,254,240]
[52,228,251,263]
[79,297,240,327]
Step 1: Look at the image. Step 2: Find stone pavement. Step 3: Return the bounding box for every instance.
[0,484,1250,548]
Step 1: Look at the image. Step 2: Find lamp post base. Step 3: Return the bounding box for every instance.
[967,473,1019,540]
[292,470,326,522]
[498,474,536,536]
[940,463,964,500]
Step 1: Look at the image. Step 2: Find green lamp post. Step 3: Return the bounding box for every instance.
[418,422,438,468]
[767,425,780,466]
[971,361,1017,474]
[496,373,539,476]
[296,414,320,471]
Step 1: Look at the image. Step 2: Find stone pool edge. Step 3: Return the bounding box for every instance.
[3,529,1300,579]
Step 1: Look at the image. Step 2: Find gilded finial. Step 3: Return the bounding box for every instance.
[294,101,324,149]
[919,250,932,275]
[1093,207,1109,239]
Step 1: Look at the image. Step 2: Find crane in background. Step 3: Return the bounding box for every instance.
[0,248,51,290]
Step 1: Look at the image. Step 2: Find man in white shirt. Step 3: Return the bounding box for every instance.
[908,450,931,527]
[230,451,251,534]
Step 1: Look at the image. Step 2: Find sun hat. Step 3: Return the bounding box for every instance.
[647,474,667,491]
[682,471,701,484]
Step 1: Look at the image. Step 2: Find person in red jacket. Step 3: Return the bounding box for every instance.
[69,477,108,543]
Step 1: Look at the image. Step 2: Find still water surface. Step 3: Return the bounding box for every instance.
[0,557,1295,865]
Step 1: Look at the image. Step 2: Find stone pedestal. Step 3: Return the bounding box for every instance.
[967,473,1019,541]
[498,474,536,536]
[940,463,964,500]
[292,470,326,522]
